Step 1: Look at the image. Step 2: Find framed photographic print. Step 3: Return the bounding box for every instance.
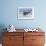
[17,7,34,19]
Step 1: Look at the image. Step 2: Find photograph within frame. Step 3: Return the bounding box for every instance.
[17,7,34,19]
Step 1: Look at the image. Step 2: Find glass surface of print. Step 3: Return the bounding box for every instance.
[17,7,34,19]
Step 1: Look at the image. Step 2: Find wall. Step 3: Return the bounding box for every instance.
[0,0,46,43]
[0,0,46,30]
